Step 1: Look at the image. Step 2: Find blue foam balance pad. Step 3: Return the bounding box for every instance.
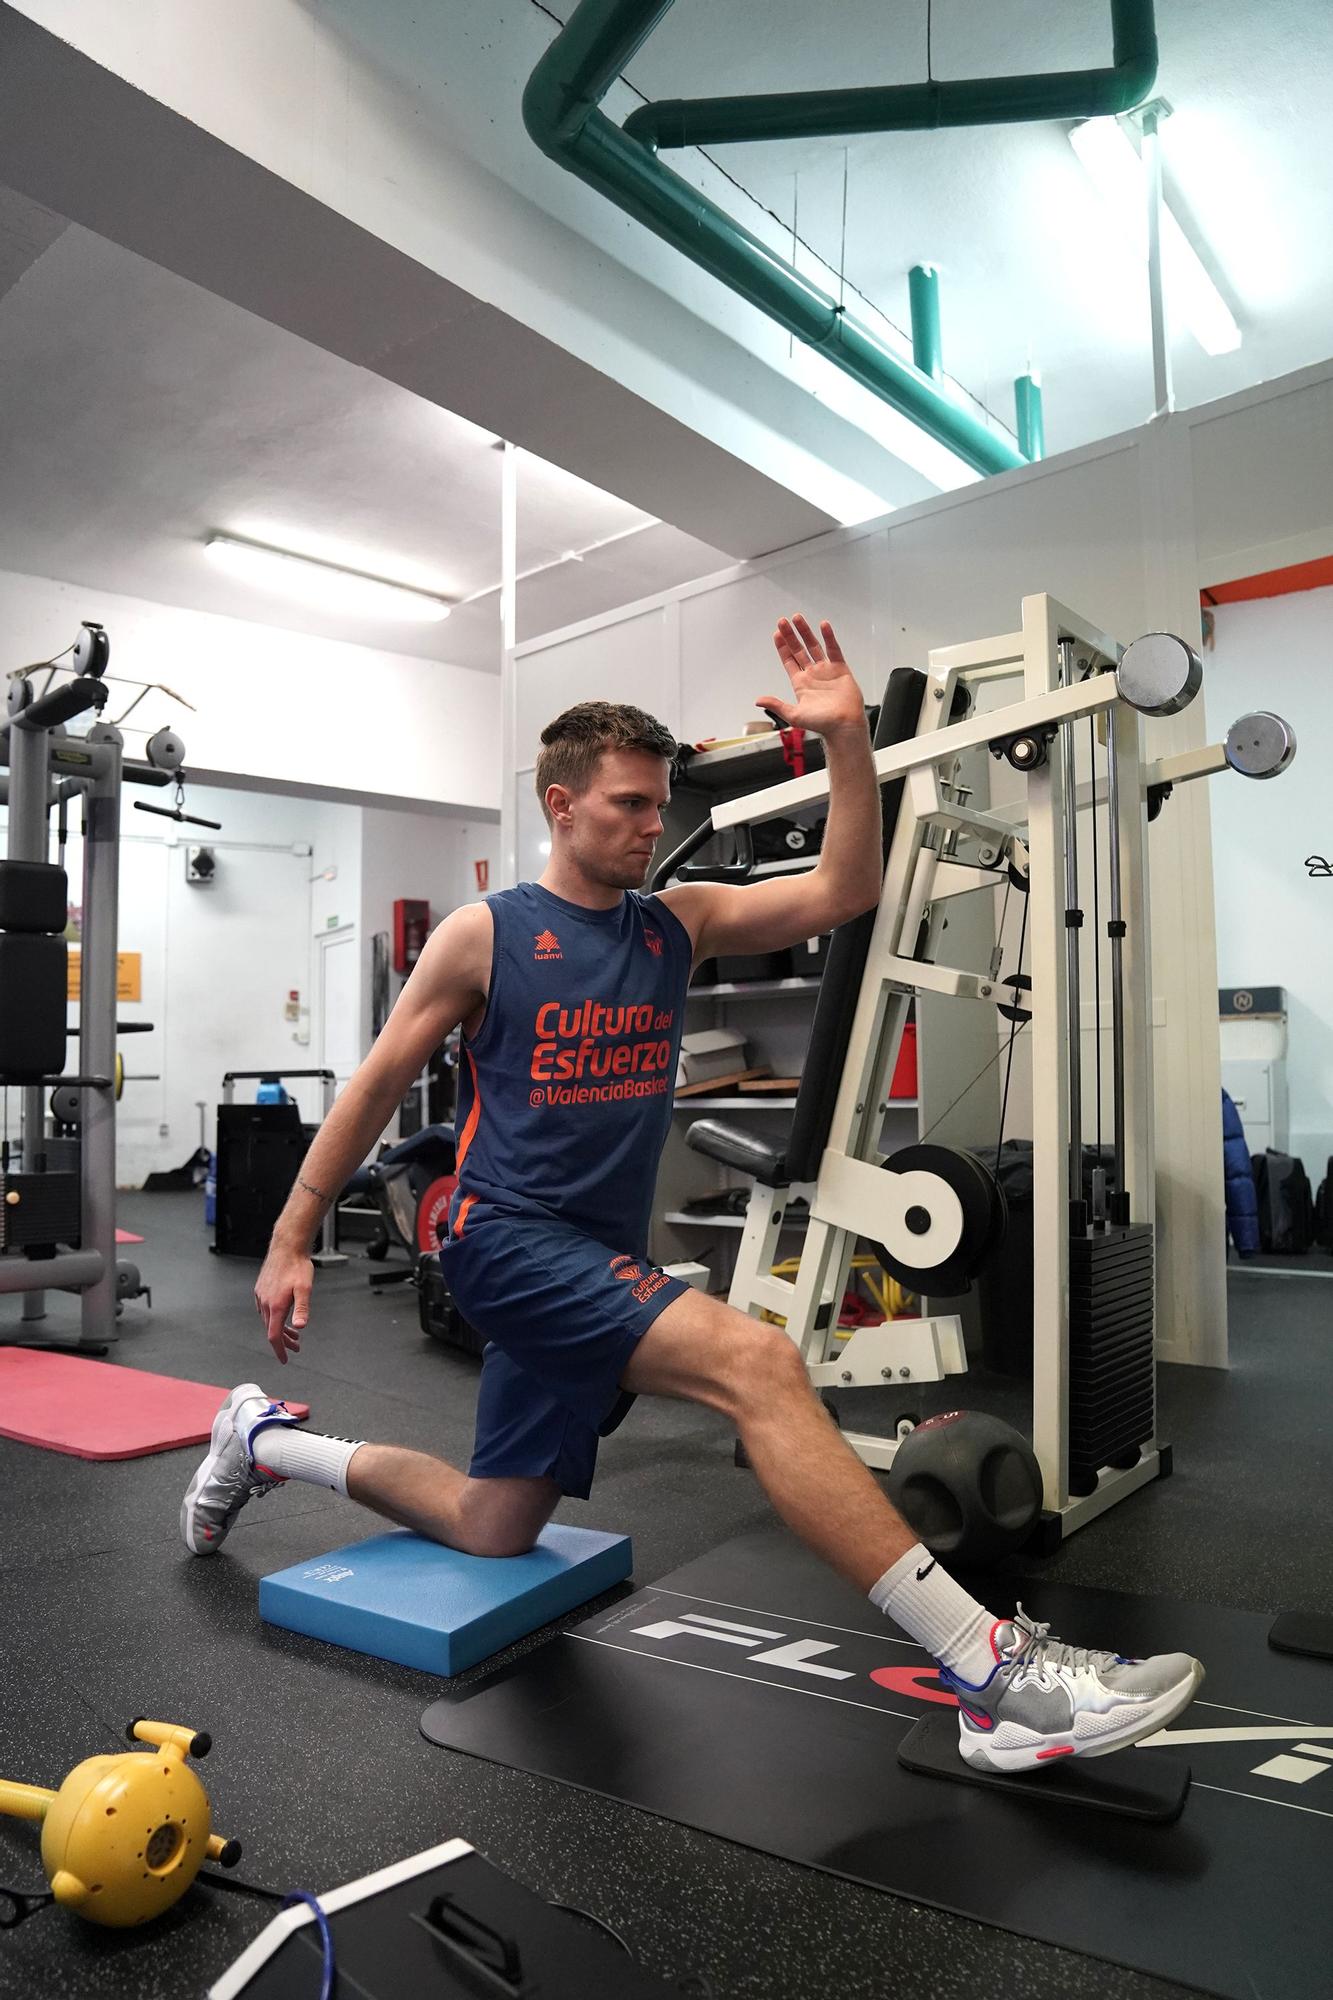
[258,1524,633,1676]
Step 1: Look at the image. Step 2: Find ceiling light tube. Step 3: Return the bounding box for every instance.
[204,534,452,622]
[1069,117,1241,356]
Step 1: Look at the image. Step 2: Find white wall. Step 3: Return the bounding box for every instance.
[509,356,1333,1369]
[1207,584,1333,1170]
[1,561,504,1184]
[0,566,500,813]
[1,783,501,1188]
[357,804,498,1042]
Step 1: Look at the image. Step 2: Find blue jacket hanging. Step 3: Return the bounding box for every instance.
[1222,1088,1259,1256]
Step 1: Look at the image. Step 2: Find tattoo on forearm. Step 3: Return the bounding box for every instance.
[298,1176,331,1204]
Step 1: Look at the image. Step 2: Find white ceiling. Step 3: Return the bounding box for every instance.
[613,0,1333,455]
[0,193,728,673]
[1,0,1329,677]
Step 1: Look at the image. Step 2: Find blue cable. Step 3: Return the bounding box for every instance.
[282,1891,336,2000]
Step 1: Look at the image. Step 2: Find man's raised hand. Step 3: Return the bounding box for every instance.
[761,614,867,738]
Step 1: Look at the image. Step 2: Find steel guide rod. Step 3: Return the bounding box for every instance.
[1105,705,1129,1214]
[1059,639,1084,1220]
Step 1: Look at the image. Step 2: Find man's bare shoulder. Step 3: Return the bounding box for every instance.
[653,882,711,952]
[429,899,494,981]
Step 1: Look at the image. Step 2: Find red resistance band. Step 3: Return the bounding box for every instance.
[778,724,807,779]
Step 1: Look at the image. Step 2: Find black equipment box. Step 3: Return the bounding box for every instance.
[1218,985,1284,1019]
[417,1254,487,1357]
[0,858,68,933]
[213,1103,310,1259]
[0,1171,80,1252]
[706,948,793,984]
[1253,1148,1315,1253]
[0,933,68,1081]
[217,1840,692,1997]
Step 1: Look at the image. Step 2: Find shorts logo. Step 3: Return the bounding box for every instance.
[609,1254,643,1283]
[533,929,562,961]
[643,927,663,957]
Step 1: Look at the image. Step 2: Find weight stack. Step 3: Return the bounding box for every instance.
[1068,1222,1155,1487]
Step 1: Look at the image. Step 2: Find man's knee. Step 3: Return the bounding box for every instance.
[453,1477,558,1558]
[701,1311,809,1423]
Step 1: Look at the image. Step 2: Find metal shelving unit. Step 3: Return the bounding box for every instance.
[686,977,821,1000]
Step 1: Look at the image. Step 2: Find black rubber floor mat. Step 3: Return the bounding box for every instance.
[422,1523,1333,2000]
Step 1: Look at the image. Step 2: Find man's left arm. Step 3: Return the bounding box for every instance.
[659,615,885,964]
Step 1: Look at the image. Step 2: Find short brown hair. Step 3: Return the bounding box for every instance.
[535,701,676,826]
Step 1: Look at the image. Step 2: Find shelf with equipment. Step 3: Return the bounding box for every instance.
[673,1095,799,1111]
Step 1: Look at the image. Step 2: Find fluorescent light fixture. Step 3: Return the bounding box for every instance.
[1069,117,1241,356]
[204,533,452,622]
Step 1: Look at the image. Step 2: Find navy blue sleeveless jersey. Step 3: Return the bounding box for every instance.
[450,882,693,1255]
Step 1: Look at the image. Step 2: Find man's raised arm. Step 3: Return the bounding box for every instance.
[661,614,884,964]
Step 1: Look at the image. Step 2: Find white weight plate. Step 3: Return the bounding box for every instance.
[880,1170,964,1269]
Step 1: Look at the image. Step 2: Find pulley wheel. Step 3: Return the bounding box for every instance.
[146,727,186,772]
[872,1145,1001,1296]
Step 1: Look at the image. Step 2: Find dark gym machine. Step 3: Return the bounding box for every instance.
[0,624,207,1351]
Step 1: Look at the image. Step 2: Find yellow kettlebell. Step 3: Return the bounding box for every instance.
[0,1718,240,1927]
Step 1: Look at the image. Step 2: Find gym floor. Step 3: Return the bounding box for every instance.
[1,1192,1330,2000]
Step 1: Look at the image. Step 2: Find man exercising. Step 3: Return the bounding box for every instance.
[182,613,1202,1773]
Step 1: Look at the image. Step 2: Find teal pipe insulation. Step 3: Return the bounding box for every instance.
[623,1,1158,149]
[522,2,1157,480]
[1015,374,1046,461]
[908,265,942,380]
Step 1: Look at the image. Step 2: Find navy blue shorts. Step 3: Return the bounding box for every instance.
[438,1206,688,1500]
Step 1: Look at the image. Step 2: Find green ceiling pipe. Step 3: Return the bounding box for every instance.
[623,1,1157,149]
[1015,374,1046,461]
[523,1,1024,476]
[909,265,943,380]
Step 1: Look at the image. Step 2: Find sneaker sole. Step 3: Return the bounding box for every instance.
[180,1381,266,1557]
[959,1660,1206,1773]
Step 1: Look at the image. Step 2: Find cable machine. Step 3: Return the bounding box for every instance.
[661,594,1294,1544]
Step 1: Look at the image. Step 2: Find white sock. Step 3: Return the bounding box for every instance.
[244,1413,364,1497]
[869,1543,1000,1686]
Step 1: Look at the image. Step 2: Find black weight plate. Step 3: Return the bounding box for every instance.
[872,1145,994,1292]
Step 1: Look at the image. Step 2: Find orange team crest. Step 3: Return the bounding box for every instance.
[533,929,562,960]
[644,927,663,956]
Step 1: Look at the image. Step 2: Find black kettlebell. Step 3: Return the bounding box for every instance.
[887,1410,1043,1568]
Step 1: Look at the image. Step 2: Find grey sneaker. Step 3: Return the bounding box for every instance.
[180,1382,297,1556]
[940,1606,1204,1772]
